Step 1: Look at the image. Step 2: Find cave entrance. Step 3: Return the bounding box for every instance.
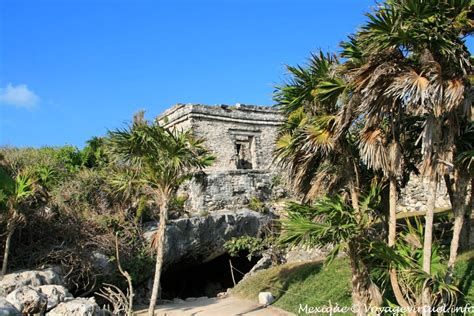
[160,253,259,299]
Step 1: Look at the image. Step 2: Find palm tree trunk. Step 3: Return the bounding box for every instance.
[388,175,413,310]
[460,177,474,250]
[347,242,371,316]
[2,228,14,276]
[446,170,469,282]
[421,178,437,316]
[148,198,169,316]
[388,176,397,247]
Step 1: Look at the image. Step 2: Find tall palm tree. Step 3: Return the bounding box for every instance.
[274,53,381,315]
[106,112,214,316]
[274,52,359,205]
[339,32,423,311]
[353,0,473,312]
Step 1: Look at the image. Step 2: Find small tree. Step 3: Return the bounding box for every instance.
[0,172,35,275]
[106,112,214,316]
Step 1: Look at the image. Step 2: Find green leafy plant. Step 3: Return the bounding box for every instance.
[0,172,36,275]
[368,218,460,309]
[225,236,268,261]
[248,196,267,213]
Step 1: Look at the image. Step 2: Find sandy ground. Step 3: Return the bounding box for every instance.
[134,296,294,316]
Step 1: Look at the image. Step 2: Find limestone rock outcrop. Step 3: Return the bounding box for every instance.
[5,286,48,314]
[47,297,102,316]
[0,297,22,315]
[0,268,63,297]
[144,209,270,269]
[37,285,73,311]
[0,269,101,316]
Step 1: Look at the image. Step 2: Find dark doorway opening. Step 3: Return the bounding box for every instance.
[160,253,259,299]
[235,138,254,169]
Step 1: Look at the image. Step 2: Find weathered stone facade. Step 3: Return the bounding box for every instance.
[158,104,283,171]
[158,104,283,212]
[180,170,275,211]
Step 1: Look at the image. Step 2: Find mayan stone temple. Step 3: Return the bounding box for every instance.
[157,103,285,212]
[157,103,453,214]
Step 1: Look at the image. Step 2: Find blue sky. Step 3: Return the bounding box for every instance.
[0,0,469,148]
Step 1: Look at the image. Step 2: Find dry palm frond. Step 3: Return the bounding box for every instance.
[419,115,436,156]
[419,116,440,178]
[304,163,342,202]
[359,127,389,173]
[423,61,445,117]
[386,68,429,110]
[358,61,401,118]
[462,86,474,119]
[335,92,362,138]
[404,233,422,249]
[443,79,465,113]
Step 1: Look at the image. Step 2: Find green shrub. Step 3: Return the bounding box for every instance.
[169,195,188,216]
[248,196,267,213]
[225,236,270,260]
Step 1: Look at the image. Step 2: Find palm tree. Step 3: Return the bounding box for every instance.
[280,184,384,315]
[338,31,425,311]
[274,52,360,205]
[352,1,473,312]
[0,172,35,275]
[274,53,381,315]
[106,112,214,316]
[446,121,474,279]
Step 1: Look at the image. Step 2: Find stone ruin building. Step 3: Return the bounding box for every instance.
[157,103,284,212]
[157,103,452,213]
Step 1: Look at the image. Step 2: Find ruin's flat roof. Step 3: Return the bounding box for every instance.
[157,103,284,128]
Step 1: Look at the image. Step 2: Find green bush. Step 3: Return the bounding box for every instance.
[248,196,267,213]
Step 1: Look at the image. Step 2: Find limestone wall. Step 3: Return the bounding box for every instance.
[179,170,276,212]
[398,175,451,212]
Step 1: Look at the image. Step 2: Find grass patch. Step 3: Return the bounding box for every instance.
[231,258,352,314]
[454,249,474,305]
[232,251,474,315]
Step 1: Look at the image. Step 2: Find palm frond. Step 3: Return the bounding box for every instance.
[358,127,390,173]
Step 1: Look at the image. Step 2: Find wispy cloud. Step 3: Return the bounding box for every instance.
[0,83,40,108]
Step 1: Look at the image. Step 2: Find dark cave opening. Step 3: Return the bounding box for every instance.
[160,253,259,299]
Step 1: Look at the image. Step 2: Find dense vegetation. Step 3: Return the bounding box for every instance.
[0,142,156,296]
[273,0,474,314]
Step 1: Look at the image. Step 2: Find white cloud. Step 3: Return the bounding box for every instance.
[0,83,40,108]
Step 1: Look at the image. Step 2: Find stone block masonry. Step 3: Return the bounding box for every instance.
[179,170,275,212]
[158,103,283,212]
[398,174,460,212]
[158,103,283,171]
